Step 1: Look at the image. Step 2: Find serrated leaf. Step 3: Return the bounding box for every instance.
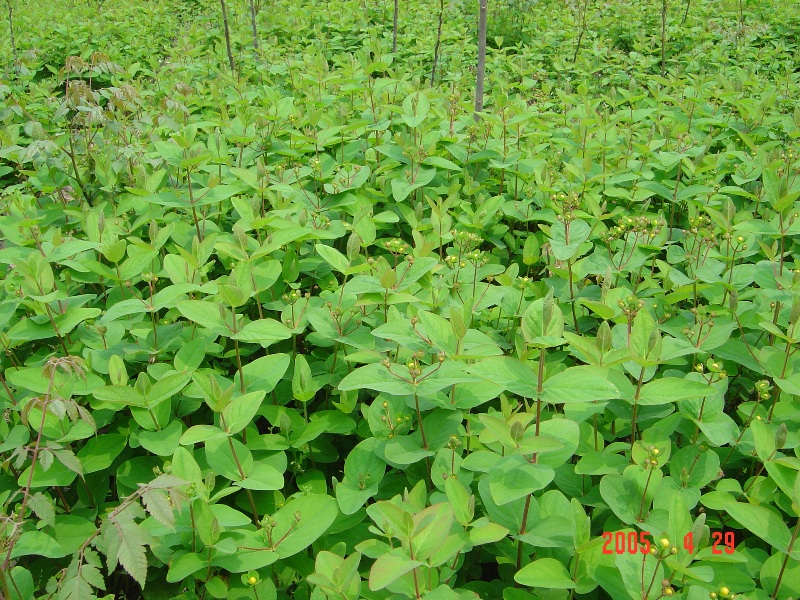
[52,449,83,477]
[142,489,176,530]
[114,521,149,588]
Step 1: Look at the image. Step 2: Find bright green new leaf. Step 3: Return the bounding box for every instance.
[724,502,796,556]
[368,548,423,591]
[638,378,710,405]
[515,558,575,589]
[221,391,266,434]
[540,366,620,404]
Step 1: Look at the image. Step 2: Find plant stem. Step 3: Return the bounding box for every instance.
[5,0,17,68]
[572,0,588,63]
[248,0,260,55]
[637,465,655,521]
[150,312,159,359]
[231,436,259,523]
[234,339,245,394]
[410,547,422,598]
[414,393,428,449]
[219,0,236,74]
[474,0,488,120]
[516,493,532,573]
[568,259,580,332]
[660,0,668,77]
[2,371,56,572]
[0,371,16,406]
[535,347,546,438]
[771,517,800,599]
[392,0,399,53]
[631,366,646,454]
[430,0,445,86]
[43,304,70,356]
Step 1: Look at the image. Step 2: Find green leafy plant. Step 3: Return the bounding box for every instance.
[1,0,800,599]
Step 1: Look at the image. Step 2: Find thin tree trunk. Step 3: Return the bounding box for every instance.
[572,28,585,63]
[474,0,488,121]
[660,0,667,77]
[249,0,259,55]
[572,0,588,63]
[430,0,445,86]
[220,0,236,74]
[392,0,399,52]
[681,0,690,24]
[5,0,17,68]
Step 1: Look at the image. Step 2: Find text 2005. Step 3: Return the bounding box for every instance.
[602,531,735,555]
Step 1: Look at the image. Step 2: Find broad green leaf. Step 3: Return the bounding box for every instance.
[18,459,77,489]
[241,354,290,393]
[548,219,590,261]
[750,418,777,462]
[540,366,620,404]
[521,290,564,347]
[180,425,228,445]
[315,243,349,273]
[515,558,575,589]
[7,367,103,396]
[724,502,795,555]
[236,462,284,490]
[629,309,662,365]
[401,91,431,127]
[138,420,184,456]
[52,516,97,555]
[446,477,474,526]
[368,548,423,591]
[760,551,800,598]
[148,372,191,406]
[221,391,266,434]
[599,474,641,524]
[204,436,252,481]
[411,503,455,560]
[467,356,538,398]
[488,455,555,505]
[469,522,509,545]
[174,338,208,372]
[232,319,293,345]
[176,300,231,335]
[92,384,146,408]
[166,552,206,583]
[339,363,415,395]
[77,434,127,474]
[271,494,338,558]
[382,435,434,466]
[292,354,318,402]
[638,378,710,406]
[10,531,67,559]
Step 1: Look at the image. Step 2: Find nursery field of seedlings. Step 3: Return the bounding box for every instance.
[1,0,800,598]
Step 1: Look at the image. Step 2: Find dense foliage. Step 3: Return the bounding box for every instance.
[1,0,800,599]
